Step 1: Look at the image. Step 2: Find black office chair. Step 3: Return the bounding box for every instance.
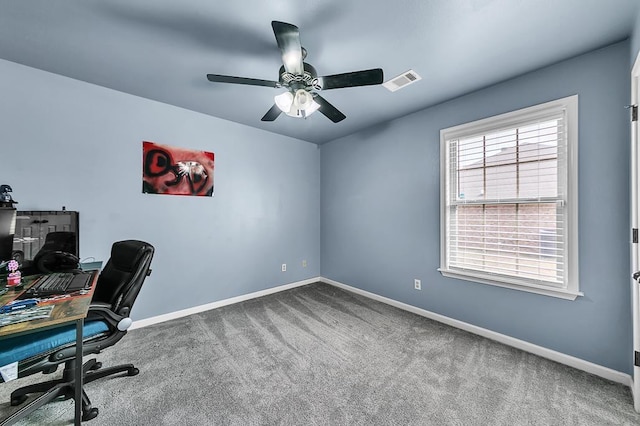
[0,240,154,422]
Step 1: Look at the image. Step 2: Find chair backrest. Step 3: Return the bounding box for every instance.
[91,240,154,315]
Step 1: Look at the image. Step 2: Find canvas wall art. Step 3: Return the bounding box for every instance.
[142,141,214,197]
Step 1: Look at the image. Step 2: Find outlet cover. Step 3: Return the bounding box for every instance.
[414,279,421,290]
[281,264,287,272]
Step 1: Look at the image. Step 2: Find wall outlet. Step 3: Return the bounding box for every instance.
[414,279,421,290]
[281,263,287,272]
[302,260,307,268]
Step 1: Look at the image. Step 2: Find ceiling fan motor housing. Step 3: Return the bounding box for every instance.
[279,63,321,92]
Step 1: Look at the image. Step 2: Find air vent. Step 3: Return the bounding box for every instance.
[383,70,422,92]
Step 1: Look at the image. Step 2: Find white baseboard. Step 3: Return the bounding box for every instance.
[321,277,633,388]
[130,277,320,330]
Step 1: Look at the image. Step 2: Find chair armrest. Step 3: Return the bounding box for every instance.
[87,304,132,331]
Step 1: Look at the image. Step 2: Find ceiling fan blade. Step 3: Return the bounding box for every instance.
[319,68,384,90]
[207,74,279,88]
[261,104,282,121]
[271,21,304,75]
[314,95,346,123]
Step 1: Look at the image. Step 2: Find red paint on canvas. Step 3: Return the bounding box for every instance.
[142,141,214,196]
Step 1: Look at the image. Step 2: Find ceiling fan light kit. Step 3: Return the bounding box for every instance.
[274,91,294,111]
[274,90,320,118]
[206,21,384,123]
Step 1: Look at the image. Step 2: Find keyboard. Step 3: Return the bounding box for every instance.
[25,271,94,297]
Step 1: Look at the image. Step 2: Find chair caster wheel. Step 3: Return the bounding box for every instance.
[127,367,139,376]
[82,407,99,421]
[90,362,102,370]
[10,395,27,406]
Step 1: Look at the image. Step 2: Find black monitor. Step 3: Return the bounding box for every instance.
[0,208,17,263]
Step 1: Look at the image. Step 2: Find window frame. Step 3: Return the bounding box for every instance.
[439,95,580,300]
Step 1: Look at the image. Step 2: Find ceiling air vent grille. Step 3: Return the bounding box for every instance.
[383,70,422,92]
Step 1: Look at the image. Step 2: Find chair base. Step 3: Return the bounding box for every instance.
[84,361,139,385]
[4,358,138,424]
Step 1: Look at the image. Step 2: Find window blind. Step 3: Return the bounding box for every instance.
[445,113,567,287]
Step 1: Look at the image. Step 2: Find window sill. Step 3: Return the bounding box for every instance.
[438,269,582,300]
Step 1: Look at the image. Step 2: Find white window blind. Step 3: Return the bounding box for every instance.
[440,96,579,299]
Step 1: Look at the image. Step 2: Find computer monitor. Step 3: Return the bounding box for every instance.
[0,208,17,263]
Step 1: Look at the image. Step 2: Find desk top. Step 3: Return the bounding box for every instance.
[0,271,98,339]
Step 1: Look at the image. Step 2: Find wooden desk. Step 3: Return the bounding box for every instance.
[0,271,98,426]
[0,275,96,337]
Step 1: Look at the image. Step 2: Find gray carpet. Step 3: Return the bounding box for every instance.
[1,282,639,425]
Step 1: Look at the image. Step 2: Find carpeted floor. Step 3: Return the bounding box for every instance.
[1,282,640,425]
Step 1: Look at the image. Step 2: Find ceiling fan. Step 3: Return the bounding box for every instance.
[206,21,384,123]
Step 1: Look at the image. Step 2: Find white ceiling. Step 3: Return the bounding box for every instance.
[0,0,638,144]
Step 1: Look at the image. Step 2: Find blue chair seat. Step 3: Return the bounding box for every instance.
[0,320,109,368]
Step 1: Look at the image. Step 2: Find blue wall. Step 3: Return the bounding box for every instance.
[321,41,632,373]
[0,59,321,321]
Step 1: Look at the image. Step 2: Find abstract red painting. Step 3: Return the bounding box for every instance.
[142,141,214,197]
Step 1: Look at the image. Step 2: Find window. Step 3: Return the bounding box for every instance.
[440,96,580,299]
